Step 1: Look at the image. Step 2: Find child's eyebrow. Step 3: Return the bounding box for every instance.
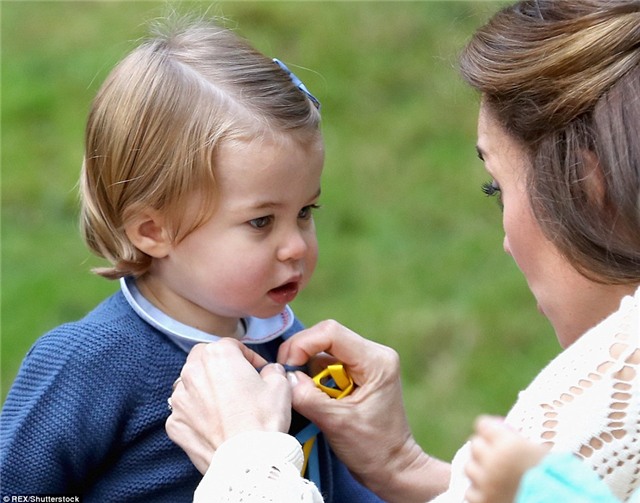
[250,187,322,210]
[251,200,282,210]
[309,187,322,200]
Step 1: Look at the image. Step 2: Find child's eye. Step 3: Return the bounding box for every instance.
[298,204,321,220]
[249,216,273,229]
[481,180,503,209]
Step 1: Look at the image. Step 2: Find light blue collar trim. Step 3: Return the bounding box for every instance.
[120,277,295,353]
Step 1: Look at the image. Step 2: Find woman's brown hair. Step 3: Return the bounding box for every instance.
[460,0,640,283]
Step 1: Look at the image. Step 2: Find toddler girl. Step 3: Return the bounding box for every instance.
[1,16,381,503]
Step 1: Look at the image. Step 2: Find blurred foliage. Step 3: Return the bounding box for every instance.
[2,1,557,460]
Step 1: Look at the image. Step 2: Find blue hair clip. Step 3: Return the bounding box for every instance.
[273,58,321,110]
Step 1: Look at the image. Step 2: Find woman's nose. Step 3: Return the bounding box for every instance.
[503,234,511,256]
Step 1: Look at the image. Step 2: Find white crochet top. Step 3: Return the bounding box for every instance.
[194,288,640,502]
[437,286,640,502]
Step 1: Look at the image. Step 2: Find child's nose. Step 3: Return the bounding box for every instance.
[277,229,308,262]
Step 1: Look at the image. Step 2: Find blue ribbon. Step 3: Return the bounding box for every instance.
[273,58,321,110]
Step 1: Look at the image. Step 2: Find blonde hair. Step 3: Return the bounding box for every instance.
[80,17,321,279]
[460,0,640,283]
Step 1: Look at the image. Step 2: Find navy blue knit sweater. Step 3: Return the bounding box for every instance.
[1,292,382,502]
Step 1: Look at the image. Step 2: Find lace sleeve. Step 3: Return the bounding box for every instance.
[436,287,640,503]
[506,287,640,502]
[193,431,324,503]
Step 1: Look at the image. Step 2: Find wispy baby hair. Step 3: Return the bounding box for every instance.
[80,15,321,279]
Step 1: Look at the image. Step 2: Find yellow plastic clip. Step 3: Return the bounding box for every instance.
[312,363,354,399]
[300,364,354,476]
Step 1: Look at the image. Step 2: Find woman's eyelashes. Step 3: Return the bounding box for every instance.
[481,180,503,209]
[481,180,499,196]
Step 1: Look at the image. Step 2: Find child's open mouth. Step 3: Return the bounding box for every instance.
[268,281,299,304]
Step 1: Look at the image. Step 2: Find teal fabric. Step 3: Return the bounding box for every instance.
[517,453,639,503]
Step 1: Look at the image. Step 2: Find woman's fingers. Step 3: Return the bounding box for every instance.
[279,319,401,387]
[166,341,292,473]
[279,320,373,367]
[279,320,440,501]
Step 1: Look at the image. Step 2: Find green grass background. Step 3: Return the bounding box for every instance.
[2,1,559,461]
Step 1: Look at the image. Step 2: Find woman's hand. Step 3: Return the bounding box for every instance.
[166,338,292,474]
[279,320,450,503]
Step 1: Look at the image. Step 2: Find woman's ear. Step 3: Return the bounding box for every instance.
[124,210,172,259]
[582,150,606,206]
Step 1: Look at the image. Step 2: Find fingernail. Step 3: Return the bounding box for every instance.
[272,363,285,374]
[287,371,299,387]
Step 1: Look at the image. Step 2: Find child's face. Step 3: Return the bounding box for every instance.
[146,134,324,337]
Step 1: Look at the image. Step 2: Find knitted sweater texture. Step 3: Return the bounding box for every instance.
[0,292,381,502]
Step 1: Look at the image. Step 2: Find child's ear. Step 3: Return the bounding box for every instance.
[124,210,172,259]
